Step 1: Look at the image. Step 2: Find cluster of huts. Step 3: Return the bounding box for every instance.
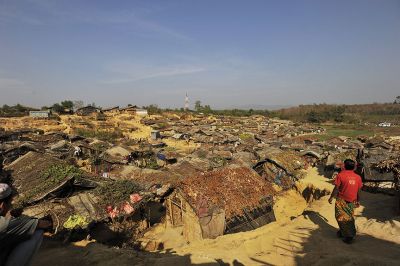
[29,105,148,119]
[1,112,399,248]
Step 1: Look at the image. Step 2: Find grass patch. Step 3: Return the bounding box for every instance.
[310,124,375,141]
[239,133,253,141]
[318,123,400,139]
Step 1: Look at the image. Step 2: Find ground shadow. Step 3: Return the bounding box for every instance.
[31,236,244,266]
[292,210,400,266]
[316,164,332,179]
[357,191,400,222]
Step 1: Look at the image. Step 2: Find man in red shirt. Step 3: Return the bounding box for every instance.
[329,159,363,244]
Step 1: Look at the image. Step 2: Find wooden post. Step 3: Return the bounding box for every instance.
[180,199,183,224]
[148,207,151,228]
[168,198,174,225]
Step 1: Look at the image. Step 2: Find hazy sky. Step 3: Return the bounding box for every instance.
[0,0,399,109]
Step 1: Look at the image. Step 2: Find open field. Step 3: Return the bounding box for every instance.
[300,124,400,141]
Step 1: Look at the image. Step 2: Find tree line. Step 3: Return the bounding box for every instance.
[273,101,400,123]
[2,96,400,123]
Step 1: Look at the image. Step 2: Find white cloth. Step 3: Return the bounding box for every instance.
[0,183,11,200]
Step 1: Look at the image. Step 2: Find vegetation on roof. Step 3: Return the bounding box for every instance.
[16,164,82,207]
[95,179,143,207]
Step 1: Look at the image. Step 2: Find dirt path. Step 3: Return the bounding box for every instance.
[164,169,399,265]
[32,168,400,265]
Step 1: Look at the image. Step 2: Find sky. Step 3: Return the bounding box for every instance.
[0,0,399,109]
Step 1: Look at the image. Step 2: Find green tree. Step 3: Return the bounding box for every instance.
[194,100,202,112]
[61,100,74,109]
[331,106,345,122]
[14,104,26,113]
[51,103,64,113]
[203,105,212,114]
[306,111,322,123]
[2,105,10,113]
[145,104,162,115]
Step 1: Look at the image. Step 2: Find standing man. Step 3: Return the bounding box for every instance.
[329,159,363,244]
[74,146,82,158]
[0,183,52,266]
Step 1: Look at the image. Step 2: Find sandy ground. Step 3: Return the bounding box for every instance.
[32,168,400,266]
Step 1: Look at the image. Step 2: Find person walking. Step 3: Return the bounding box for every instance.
[328,159,363,244]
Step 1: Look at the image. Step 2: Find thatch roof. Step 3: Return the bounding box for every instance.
[5,151,82,205]
[255,150,303,175]
[178,165,275,219]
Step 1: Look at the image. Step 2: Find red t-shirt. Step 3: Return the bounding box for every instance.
[334,170,363,202]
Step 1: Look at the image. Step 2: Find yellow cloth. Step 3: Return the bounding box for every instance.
[63,215,88,229]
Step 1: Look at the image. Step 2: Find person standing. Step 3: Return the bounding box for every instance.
[328,159,363,244]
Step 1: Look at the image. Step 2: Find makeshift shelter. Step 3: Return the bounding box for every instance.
[253,151,304,189]
[324,150,357,172]
[29,110,50,118]
[23,192,106,232]
[300,150,321,168]
[151,130,161,140]
[120,106,137,114]
[136,109,148,116]
[369,157,400,212]
[165,165,276,242]
[0,131,22,142]
[23,180,169,235]
[75,106,101,116]
[5,151,93,206]
[1,142,44,165]
[102,106,120,114]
